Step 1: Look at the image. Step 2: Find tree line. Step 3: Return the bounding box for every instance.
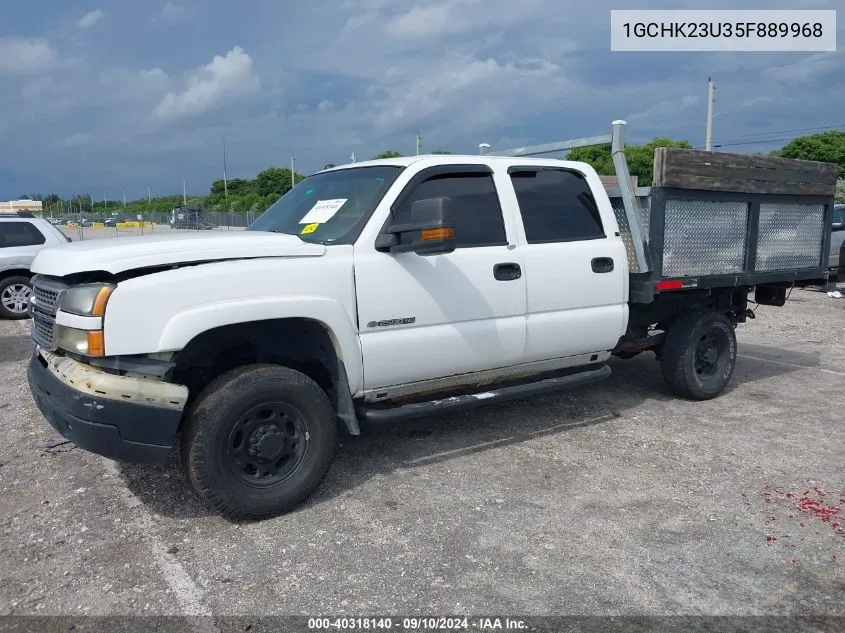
[21,132,845,214]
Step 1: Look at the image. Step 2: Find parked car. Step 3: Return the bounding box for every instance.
[104,217,118,227]
[0,212,71,319]
[24,120,837,520]
[830,204,844,279]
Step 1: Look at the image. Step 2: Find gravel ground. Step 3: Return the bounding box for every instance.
[0,284,843,628]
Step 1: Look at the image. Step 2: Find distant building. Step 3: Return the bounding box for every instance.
[1,199,43,213]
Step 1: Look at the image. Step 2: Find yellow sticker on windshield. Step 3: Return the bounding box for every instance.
[301,223,319,234]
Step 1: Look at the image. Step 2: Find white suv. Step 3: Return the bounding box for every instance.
[0,213,70,319]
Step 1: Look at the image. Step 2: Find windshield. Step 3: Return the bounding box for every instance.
[248,165,403,243]
[834,206,845,225]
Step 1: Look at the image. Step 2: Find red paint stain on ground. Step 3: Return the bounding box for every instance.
[762,483,845,558]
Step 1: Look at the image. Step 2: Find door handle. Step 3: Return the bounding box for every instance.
[493,262,521,281]
[591,257,614,273]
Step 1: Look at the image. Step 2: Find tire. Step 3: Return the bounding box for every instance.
[660,311,737,401]
[0,275,32,320]
[181,364,337,520]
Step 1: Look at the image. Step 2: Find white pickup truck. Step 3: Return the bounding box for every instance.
[26,121,837,519]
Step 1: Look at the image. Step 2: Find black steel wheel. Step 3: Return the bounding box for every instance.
[225,402,309,487]
[660,311,737,400]
[181,364,337,520]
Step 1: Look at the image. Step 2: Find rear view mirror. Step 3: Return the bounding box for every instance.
[376,197,456,255]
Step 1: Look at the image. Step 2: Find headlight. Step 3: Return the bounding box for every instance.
[57,284,115,317]
[54,325,106,356]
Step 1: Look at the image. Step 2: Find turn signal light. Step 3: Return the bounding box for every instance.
[420,227,454,241]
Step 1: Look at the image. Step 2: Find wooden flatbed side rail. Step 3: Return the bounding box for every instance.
[600,175,638,189]
[652,148,838,196]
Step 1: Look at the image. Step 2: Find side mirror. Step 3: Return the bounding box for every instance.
[376,197,456,255]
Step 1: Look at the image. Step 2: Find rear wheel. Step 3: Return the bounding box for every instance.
[660,311,737,400]
[181,364,337,520]
[0,275,32,320]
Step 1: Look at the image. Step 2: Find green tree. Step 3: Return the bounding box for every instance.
[373,150,402,159]
[774,130,845,178]
[836,178,845,203]
[255,167,298,198]
[431,149,451,154]
[567,137,692,186]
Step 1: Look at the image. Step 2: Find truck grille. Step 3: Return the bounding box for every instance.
[33,285,60,313]
[30,277,67,350]
[32,316,54,348]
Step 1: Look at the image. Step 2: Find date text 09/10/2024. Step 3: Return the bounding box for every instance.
[307,617,528,630]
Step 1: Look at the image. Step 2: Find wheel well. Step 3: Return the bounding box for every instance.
[0,269,32,282]
[628,287,749,335]
[171,318,341,408]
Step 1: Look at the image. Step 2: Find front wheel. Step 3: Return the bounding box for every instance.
[660,311,737,400]
[0,275,32,320]
[181,364,337,520]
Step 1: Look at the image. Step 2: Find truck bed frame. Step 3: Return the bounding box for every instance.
[492,121,838,305]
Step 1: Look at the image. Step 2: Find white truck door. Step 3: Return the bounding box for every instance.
[354,164,527,391]
[504,165,628,363]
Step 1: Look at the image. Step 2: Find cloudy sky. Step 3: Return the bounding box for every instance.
[0,0,842,200]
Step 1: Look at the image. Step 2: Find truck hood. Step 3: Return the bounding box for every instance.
[31,230,326,276]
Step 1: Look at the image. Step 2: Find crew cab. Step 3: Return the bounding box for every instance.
[25,121,837,520]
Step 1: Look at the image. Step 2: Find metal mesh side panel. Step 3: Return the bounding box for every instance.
[610,196,651,273]
[755,203,825,271]
[662,200,748,277]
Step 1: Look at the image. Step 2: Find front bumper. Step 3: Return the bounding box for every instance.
[27,348,189,464]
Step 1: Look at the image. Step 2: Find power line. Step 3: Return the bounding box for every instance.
[697,124,845,150]
[713,122,845,142]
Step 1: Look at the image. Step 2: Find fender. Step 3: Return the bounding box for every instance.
[154,296,364,395]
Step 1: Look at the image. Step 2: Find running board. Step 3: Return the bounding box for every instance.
[357,364,612,424]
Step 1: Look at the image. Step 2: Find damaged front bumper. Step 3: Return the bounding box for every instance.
[27,347,189,464]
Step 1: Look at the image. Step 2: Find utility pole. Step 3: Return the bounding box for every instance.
[122,191,126,209]
[182,179,187,205]
[705,77,715,152]
[350,152,356,163]
[147,185,151,206]
[415,131,422,156]
[291,156,296,189]
[222,135,229,204]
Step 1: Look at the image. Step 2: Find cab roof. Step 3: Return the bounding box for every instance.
[317,154,584,174]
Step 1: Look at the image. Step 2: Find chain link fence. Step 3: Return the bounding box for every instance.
[47,211,262,240]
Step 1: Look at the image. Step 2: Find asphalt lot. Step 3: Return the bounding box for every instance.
[0,283,843,624]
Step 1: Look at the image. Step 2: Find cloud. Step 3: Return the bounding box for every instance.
[0,37,57,74]
[384,0,545,40]
[57,133,91,148]
[628,95,699,122]
[1,0,843,199]
[762,51,843,83]
[76,9,104,29]
[740,96,775,108]
[155,1,187,23]
[151,46,260,121]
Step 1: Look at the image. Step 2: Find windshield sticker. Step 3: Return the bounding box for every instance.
[300,223,319,234]
[299,198,347,224]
